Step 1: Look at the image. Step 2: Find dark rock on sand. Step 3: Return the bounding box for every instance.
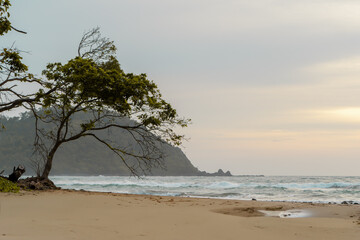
[17,177,60,190]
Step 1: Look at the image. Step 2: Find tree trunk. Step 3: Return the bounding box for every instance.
[41,144,60,179]
[41,155,54,179]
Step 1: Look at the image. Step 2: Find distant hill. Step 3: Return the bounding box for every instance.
[0,114,230,176]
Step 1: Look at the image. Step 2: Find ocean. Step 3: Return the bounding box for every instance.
[52,175,360,204]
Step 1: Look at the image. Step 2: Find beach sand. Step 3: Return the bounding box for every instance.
[1,190,359,240]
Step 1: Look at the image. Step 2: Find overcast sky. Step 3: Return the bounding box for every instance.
[3,0,360,175]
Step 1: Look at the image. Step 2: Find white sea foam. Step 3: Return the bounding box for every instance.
[49,176,360,204]
[259,209,312,218]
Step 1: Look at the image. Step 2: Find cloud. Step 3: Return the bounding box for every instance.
[300,107,360,123]
[305,56,360,76]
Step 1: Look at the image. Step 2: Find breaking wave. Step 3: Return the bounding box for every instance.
[51,175,360,204]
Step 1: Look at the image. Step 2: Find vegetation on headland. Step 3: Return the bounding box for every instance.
[0,114,232,177]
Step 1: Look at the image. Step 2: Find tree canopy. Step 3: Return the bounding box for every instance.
[33,28,190,178]
[0,0,42,115]
[0,0,11,36]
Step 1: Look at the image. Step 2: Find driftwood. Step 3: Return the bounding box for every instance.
[0,165,26,183]
[9,165,26,182]
[0,165,61,190]
[0,165,59,190]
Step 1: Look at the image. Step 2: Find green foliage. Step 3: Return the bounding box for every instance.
[0,0,11,36]
[41,55,189,146]
[0,48,28,73]
[21,28,190,178]
[0,177,20,193]
[0,0,40,114]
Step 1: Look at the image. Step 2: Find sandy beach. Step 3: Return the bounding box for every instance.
[0,190,359,240]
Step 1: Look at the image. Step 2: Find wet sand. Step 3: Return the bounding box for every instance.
[0,190,359,240]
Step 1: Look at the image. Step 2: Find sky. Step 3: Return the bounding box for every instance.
[2,0,360,175]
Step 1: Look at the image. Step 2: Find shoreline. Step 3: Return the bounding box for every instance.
[49,175,360,205]
[1,189,360,239]
[60,187,360,205]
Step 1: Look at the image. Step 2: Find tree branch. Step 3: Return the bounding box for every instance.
[10,26,27,34]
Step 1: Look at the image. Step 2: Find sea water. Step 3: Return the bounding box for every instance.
[51,175,360,204]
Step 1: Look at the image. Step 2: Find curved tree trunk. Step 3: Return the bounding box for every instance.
[41,156,53,179]
[41,144,60,179]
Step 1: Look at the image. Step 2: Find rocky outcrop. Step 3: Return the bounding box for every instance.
[197,169,232,176]
[17,177,60,190]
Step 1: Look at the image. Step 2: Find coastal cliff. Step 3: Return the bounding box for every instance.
[0,115,231,176]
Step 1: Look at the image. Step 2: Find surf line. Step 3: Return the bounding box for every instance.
[258,209,312,218]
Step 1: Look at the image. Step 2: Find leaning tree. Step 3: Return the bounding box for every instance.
[33,28,190,179]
